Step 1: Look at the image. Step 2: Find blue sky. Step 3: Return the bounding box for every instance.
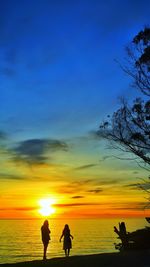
[1,0,149,139]
[0,0,149,218]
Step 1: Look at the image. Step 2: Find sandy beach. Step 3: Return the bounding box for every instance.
[0,251,150,267]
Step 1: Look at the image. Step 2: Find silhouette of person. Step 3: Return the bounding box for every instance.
[59,224,73,257]
[41,220,51,260]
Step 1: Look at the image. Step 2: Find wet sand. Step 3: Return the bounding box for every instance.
[0,251,150,267]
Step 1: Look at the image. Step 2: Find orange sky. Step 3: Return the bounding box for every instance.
[0,154,148,219]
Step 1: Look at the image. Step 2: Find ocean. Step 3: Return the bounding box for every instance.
[0,218,148,264]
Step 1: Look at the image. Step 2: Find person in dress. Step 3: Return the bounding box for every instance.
[41,220,51,260]
[59,224,73,257]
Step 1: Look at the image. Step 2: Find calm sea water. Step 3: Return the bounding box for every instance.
[0,218,148,264]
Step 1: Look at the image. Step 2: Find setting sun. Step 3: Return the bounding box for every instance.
[38,198,55,216]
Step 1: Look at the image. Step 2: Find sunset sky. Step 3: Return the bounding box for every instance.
[0,0,149,219]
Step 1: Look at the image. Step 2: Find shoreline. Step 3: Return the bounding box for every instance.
[0,250,150,267]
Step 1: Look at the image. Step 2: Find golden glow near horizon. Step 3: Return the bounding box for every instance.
[38,198,56,217]
[0,143,148,219]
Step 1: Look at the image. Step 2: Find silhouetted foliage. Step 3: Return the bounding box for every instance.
[123,27,150,96]
[114,221,150,251]
[98,27,150,168]
[98,98,150,167]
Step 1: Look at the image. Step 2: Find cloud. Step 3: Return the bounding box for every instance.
[71,196,84,199]
[94,178,121,186]
[125,182,150,190]
[125,183,139,188]
[87,187,103,194]
[57,179,107,197]
[57,179,97,195]
[0,172,25,180]
[54,202,101,207]
[13,138,68,165]
[74,164,97,170]
[0,207,36,211]
[0,202,101,212]
[58,177,123,197]
[113,201,148,211]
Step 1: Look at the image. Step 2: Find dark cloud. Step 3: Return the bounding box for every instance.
[59,178,123,197]
[58,179,97,195]
[13,138,68,165]
[0,202,101,212]
[87,187,103,194]
[71,196,84,199]
[125,183,139,188]
[74,164,97,170]
[125,182,150,191]
[95,178,121,186]
[0,206,36,211]
[54,202,101,207]
[69,179,93,186]
[113,201,148,211]
[0,172,25,180]
[58,187,76,195]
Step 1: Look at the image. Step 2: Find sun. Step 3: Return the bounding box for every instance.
[38,198,55,216]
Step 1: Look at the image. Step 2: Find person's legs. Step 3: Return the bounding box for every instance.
[65,249,67,256]
[68,248,70,256]
[43,243,48,260]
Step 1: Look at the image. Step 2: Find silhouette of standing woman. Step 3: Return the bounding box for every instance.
[41,220,51,260]
[60,224,73,257]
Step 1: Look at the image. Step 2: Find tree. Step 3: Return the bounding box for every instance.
[98,98,150,168]
[97,27,150,169]
[123,27,150,96]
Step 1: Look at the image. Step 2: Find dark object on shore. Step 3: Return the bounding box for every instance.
[145,217,150,223]
[114,221,150,251]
